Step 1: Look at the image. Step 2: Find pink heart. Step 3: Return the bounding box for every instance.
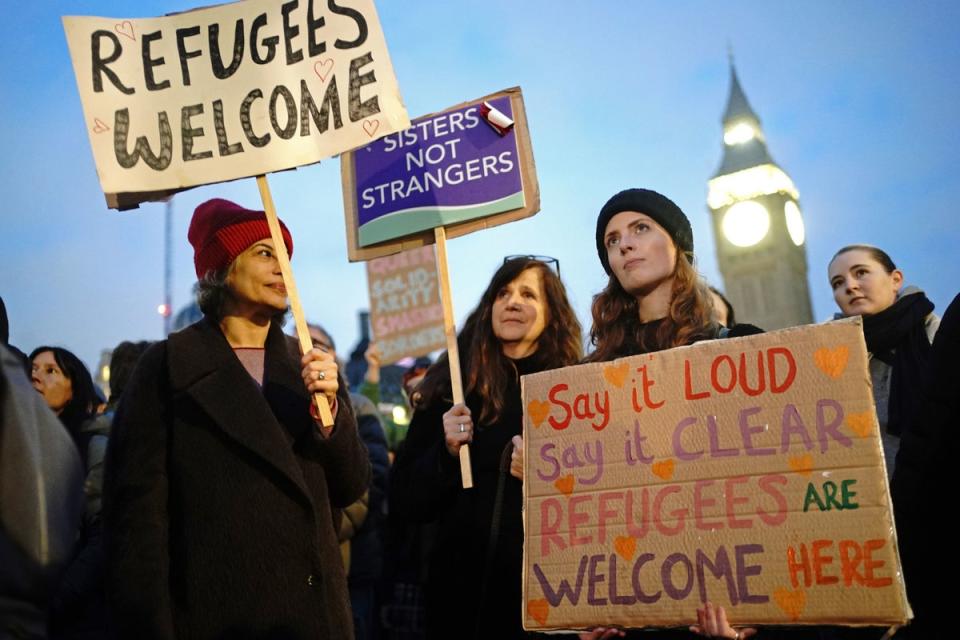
[114,20,136,41]
[313,59,334,82]
[92,118,110,134]
[363,119,380,137]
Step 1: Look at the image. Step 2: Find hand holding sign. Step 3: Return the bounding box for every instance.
[510,435,524,480]
[442,403,473,457]
[690,602,757,639]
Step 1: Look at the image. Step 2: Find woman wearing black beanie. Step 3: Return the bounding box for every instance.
[588,188,760,364]
[582,188,761,640]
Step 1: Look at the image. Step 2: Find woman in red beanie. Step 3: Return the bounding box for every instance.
[103,198,371,639]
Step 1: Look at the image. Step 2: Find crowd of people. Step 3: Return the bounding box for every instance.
[0,188,954,640]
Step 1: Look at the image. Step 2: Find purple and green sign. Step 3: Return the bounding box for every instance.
[351,96,525,247]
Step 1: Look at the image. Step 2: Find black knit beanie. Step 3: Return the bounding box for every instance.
[595,188,694,275]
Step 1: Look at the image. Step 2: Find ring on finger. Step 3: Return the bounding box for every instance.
[317,370,326,381]
[459,424,465,433]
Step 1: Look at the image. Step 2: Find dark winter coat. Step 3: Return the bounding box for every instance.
[1,344,84,640]
[390,353,548,640]
[103,317,370,640]
[50,414,110,640]
[890,292,958,639]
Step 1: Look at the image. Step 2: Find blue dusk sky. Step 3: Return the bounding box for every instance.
[2,1,958,373]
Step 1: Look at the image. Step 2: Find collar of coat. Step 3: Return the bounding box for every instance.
[166,316,317,506]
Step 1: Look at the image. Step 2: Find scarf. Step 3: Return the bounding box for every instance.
[862,291,934,436]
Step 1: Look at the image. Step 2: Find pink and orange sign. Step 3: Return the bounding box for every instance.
[521,319,911,631]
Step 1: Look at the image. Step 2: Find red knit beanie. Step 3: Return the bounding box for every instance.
[188,198,294,279]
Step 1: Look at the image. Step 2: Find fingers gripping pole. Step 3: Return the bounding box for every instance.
[256,175,334,427]
[434,227,473,489]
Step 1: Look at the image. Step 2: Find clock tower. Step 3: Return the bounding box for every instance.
[707,62,813,329]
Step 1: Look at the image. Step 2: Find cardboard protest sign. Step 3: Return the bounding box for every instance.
[63,0,409,209]
[366,246,445,364]
[521,319,911,630]
[341,87,539,261]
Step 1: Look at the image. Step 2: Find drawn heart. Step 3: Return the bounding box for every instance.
[652,459,675,480]
[92,118,110,134]
[846,411,874,438]
[788,454,814,476]
[313,58,334,82]
[114,20,135,41]
[614,536,636,562]
[527,399,549,428]
[773,587,807,621]
[527,598,549,626]
[363,119,379,137]
[813,346,849,379]
[603,362,629,388]
[554,475,575,496]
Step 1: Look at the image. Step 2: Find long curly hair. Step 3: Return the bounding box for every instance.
[417,257,582,425]
[586,252,716,362]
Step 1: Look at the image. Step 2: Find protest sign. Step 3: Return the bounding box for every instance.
[341,87,538,261]
[366,246,445,364]
[64,0,409,208]
[521,319,911,630]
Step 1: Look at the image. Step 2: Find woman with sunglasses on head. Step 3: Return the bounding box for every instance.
[587,189,763,640]
[390,256,583,639]
[103,199,370,639]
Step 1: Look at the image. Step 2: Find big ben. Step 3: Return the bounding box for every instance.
[707,62,813,329]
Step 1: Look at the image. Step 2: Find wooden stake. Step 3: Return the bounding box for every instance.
[434,226,473,489]
[256,174,334,427]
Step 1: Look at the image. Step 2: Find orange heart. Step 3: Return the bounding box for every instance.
[788,454,814,476]
[92,118,110,134]
[527,399,550,428]
[313,58,334,82]
[614,536,636,562]
[554,475,575,496]
[603,362,629,388]
[652,459,675,480]
[813,346,849,379]
[527,598,549,626]
[846,411,874,438]
[363,119,380,137]
[773,587,807,621]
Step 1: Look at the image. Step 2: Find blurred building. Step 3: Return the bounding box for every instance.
[707,62,814,329]
[93,349,112,399]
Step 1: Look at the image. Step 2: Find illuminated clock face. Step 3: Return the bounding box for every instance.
[722,200,770,247]
[723,122,756,145]
[784,201,805,246]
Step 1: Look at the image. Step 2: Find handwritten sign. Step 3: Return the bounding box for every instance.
[366,246,444,364]
[63,0,409,208]
[341,87,539,261]
[521,320,911,630]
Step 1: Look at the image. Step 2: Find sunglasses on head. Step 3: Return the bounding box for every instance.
[503,254,560,277]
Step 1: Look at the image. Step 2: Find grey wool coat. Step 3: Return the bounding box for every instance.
[103,317,370,639]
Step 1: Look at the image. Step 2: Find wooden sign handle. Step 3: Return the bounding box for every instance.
[434,226,473,489]
[256,175,334,428]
